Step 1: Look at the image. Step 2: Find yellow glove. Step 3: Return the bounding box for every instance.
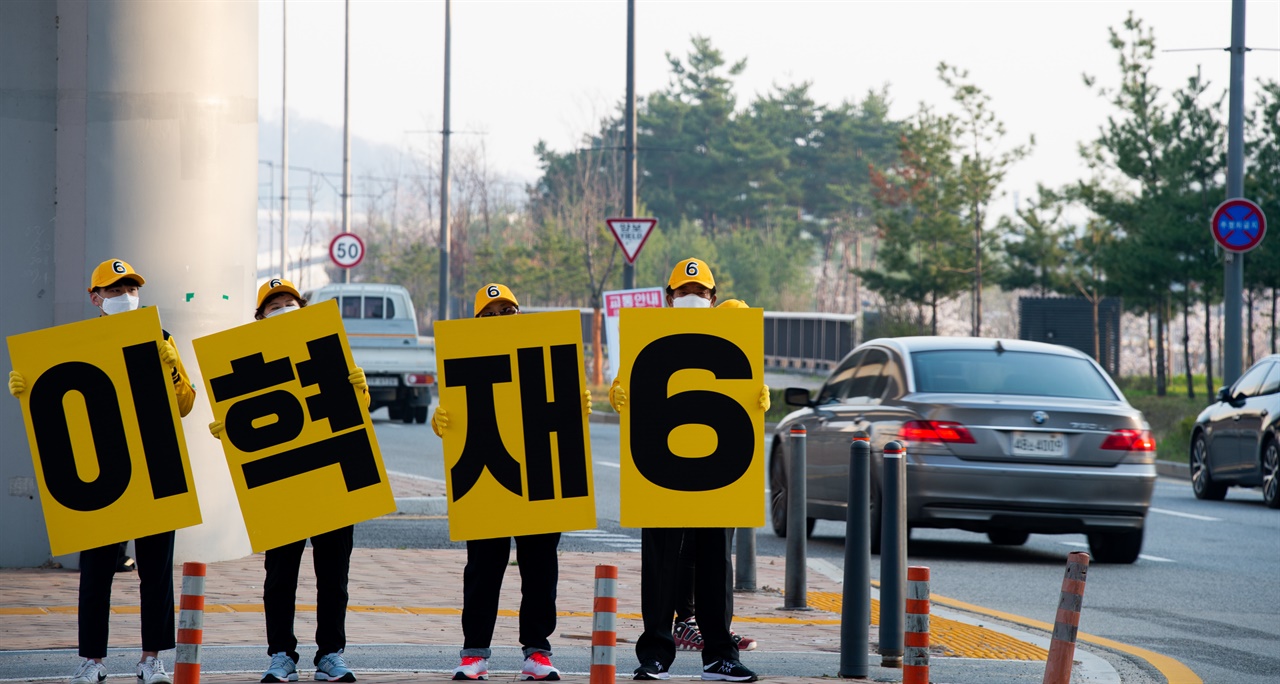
[760,385,772,412]
[609,377,627,412]
[8,371,25,397]
[431,406,449,438]
[209,420,225,439]
[348,367,368,393]
[157,340,178,371]
[583,389,593,416]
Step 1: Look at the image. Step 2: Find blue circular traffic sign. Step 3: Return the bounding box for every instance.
[1210,199,1266,253]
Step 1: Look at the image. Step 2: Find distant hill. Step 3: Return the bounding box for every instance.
[258,116,414,203]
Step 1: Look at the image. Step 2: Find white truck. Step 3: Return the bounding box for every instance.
[303,283,436,424]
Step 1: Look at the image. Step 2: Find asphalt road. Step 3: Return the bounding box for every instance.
[362,412,1280,683]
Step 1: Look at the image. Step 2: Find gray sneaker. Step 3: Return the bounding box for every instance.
[314,650,356,682]
[137,656,173,684]
[262,652,299,683]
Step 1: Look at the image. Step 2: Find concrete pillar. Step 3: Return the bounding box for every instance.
[0,0,258,566]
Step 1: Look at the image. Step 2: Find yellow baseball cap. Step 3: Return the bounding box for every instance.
[474,283,520,317]
[717,298,749,308]
[668,257,715,291]
[87,259,146,292]
[256,277,302,310]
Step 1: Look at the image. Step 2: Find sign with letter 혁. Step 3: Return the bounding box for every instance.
[434,309,596,541]
[192,300,394,552]
[6,306,202,556]
[617,307,765,528]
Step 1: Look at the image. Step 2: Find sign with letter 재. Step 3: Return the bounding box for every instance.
[192,299,394,552]
[6,307,201,556]
[434,309,596,541]
[618,307,765,528]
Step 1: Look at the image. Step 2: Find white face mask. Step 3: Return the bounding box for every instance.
[265,303,300,318]
[672,294,712,309]
[100,293,139,315]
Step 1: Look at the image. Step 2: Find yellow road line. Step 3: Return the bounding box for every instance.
[927,594,1202,684]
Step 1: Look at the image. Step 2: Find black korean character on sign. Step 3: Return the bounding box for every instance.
[443,344,589,503]
[210,334,380,493]
[629,333,753,491]
[28,343,189,512]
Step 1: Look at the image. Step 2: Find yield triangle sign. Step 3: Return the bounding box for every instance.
[605,217,658,264]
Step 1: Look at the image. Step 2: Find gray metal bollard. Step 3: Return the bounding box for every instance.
[734,527,756,592]
[782,425,811,610]
[879,440,907,667]
[840,432,872,679]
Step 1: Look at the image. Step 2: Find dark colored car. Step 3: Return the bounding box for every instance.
[771,336,1157,563]
[1189,354,1280,507]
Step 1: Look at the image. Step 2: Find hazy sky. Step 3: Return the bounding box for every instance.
[257,0,1280,210]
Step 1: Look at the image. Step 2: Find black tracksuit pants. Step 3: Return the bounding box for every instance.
[637,527,736,667]
[263,525,354,665]
[78,531,175,658]
[460,532,560,658]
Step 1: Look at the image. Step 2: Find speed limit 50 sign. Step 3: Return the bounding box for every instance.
[330,233,366,269]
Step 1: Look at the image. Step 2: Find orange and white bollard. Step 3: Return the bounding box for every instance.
[1043,552,1090,684]
[590,565,619,684]
[904,566,930,684]
[175,562,206,684]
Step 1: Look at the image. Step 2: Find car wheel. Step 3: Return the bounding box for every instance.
[770,445,788,537]
[414,406,428,424]
[1262,438,1280,510]
[1087,528,1143,564]
[387,405,402,421]
[769,443,816,538]
[987,530,1030,546]
[1190,433,1228,500]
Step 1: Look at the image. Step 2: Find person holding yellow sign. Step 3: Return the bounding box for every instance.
[610,258,766,683]
[208,278,369,683]
[431,284,569,682]
[8,258,196,684]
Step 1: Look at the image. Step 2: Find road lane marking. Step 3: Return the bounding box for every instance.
[1149,507,1221,522]
[595,461,620,468]
[1058,541,1175,563]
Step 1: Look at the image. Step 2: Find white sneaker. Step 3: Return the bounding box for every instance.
[69,659,106,684]
[262,651,300,682]
[520,653,561,681]
[138,655,173,684]
[453,656,489,680]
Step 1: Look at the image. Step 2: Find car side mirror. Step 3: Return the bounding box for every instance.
[1216,386,1230,403]
[784,387,813,407]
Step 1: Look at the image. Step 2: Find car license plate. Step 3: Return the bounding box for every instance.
[366,375,399,387]
[1011,432,1065,457]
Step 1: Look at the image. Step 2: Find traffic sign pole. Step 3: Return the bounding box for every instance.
[1223,0,1248,385]
[623,0,637,290]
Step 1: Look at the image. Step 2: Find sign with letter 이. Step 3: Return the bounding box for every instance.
[6,307,201,556]
[435,309,596,541]
[618,307,765,528]
[192,300,394,552]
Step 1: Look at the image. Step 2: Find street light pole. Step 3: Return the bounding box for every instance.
[1222,0,1248,384]
[341,0,352,284]
[623,0,637,290]
[439,0,452,320]
[281,0,289,281]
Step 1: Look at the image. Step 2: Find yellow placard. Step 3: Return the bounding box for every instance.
[618,307,765,528]
[5,307,202,556]
[435,309,596,541]
[191,300,394,552]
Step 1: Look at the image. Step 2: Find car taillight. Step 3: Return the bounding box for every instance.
[405,373,434,386]
[900,420,976,444]
[1100,429,1156,451]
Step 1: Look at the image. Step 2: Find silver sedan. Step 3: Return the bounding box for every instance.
[771,336,1156,563]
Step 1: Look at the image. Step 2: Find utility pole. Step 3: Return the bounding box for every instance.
[281,0,289,281]
[341,0,352,284]
[1222,0,1248,384]
[623,0,637,289]
[439,0,452,320]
